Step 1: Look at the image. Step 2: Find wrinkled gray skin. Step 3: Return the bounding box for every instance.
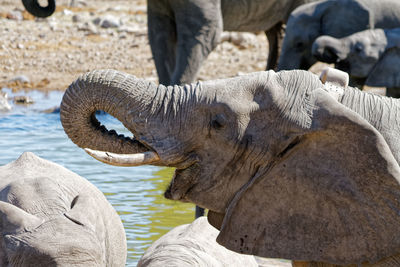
[0,152,126,266]
[22,0,55,18]
[148,0,317,85]
[138,216,291,267]
[138,217,267,267]
[60,69,400,266]
[278,0,400,72]
[312,28,400,98]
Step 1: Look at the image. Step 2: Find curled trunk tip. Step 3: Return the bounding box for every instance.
[60,69,152,155]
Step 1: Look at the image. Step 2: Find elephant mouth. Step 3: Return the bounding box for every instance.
[164,161,201,201]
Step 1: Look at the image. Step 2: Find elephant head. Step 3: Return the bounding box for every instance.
[312,28,400,90]
[22,0,56,18]
[61,69,400,265]
[0,152,126,266]
[277,0,373,71]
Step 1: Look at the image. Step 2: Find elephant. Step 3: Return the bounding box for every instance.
[60,67,400,266]
[137,217,290,266]
[0,152,126,266]
[312,28,400,98]
[22,0,55,18]
[277,0,400,72]
[148,0,318,86]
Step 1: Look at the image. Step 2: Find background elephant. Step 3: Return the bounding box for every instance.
[60,68,400,266]
[148,0,317,85]
[312,28,400,98]
[277,0,400,72]
[22,0,55,18]
[137,217,290,266]
[0,152,126,266]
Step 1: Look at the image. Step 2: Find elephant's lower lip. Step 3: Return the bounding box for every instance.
[164,163,199,201]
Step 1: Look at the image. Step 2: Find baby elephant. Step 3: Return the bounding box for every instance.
[0,152,126,266]
[312,28,400,97]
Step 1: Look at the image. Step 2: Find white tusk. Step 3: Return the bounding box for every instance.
[319,67,349,88]
[84,148,160,167]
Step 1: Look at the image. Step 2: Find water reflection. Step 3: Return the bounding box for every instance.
[0,89,194,266]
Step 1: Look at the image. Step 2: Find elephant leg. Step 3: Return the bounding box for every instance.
[386,87,400,98]
[265,22,285,70]
[170,0,222,85]
[147,4,177,85]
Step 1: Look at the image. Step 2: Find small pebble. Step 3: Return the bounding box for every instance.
[6,10,23,21]
[14,95,34,105]
[10,75,30,84]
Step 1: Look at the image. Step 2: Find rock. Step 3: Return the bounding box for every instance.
[6,10,23,21]
[106,6,128,12]
[93,15,121,29]
[78,22,98,34]
[72,14,82,23]
[14,95,34,105]
[0,92,11,112]
[10,75,30,84]
[118,25,143,34]
[62,9,74,16]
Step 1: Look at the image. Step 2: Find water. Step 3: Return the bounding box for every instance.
[0,89,195,266]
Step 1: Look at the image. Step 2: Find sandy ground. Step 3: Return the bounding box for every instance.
[0,0,272,93]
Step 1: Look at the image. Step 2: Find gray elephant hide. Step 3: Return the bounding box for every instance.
[138,216,291,267]
[0,152,126,266]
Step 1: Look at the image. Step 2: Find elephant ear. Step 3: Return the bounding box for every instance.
[0,201,43,234]
[365,49,400,89]
[217,87,400,265]
[321,0,373,36]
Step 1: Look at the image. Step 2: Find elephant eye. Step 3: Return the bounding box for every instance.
[211,114,226,130]
[295,41,304,50]
[354,43,363,53]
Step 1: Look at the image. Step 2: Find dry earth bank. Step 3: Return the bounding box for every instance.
[0,0,269,93]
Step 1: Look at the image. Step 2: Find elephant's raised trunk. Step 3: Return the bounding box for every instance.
[22,0,56,18]
[60,69,162,165]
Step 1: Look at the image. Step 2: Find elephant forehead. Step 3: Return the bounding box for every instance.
[0,177,73,216]
[204,71,273,111]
